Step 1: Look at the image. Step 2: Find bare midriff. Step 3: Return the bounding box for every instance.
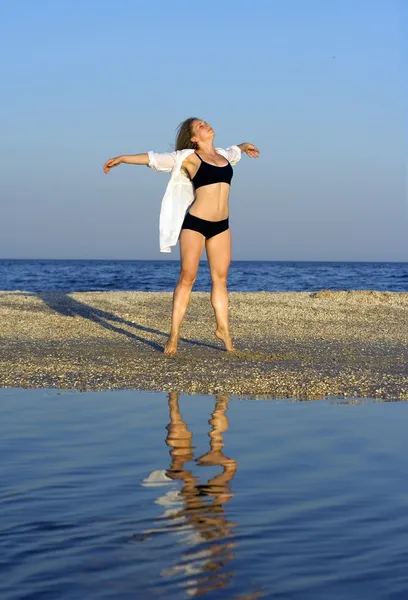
[188,183,230,221]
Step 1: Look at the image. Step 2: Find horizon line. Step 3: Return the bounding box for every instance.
[1,258,407,264]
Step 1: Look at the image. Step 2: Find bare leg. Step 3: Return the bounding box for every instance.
[205,228,235,351]
[164,228,205,355]
[196,395,237,504]
[165,392,195,476]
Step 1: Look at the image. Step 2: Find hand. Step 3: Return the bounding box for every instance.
[244,143,260,158]
[103,156,122,173]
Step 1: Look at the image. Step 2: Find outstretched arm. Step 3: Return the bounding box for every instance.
[103,153,149,174]
[104,151,177,174]
[237,143,260,158]
[221,143,260,165]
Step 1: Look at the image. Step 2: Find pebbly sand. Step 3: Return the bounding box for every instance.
[0,290,407,400]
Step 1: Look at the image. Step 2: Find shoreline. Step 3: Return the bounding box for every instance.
[0,290,407,400]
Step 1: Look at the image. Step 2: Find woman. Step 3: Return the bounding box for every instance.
[103,117,259,355]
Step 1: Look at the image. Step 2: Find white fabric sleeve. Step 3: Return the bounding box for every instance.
[223,145,242,166]
[147,151,177,172]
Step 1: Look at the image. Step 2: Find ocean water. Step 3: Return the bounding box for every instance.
[0,259,407,292]
[1,388,408,599]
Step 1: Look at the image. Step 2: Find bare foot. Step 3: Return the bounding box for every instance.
[164,334,179,355]
[215,329,235,352]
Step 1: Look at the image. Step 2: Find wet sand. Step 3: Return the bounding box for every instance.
[0,290,407,400]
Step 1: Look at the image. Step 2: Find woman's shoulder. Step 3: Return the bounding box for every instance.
[178,149,198,168]
[177,148,195,158]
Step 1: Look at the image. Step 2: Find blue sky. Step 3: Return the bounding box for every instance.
[1,0,406,260]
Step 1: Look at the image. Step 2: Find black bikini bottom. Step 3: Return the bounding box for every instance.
[181,212,229,240]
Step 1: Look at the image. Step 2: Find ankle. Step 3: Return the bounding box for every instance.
[216,327,231,337]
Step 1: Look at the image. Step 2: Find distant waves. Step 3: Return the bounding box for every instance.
[0,259,407,292]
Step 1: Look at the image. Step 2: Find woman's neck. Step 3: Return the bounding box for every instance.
[196,140,216,155]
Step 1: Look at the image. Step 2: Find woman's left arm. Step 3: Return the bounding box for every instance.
[237,143,260,158]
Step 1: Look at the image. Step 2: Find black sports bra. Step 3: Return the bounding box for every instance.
[191,152,233,190]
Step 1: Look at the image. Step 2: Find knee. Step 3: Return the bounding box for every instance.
[179,270,196,287]
[211,272,228,285]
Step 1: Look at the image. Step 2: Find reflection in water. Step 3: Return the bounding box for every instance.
[142,393,238,597]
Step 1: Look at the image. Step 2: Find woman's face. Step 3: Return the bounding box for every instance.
[191,119,215,146]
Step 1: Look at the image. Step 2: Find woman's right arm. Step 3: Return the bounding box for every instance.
[104,151,177,174]
[103,153,149,174]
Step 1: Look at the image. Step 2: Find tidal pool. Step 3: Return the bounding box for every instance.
[1,388,407,599]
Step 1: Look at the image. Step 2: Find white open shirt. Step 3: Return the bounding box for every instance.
[147,145,242,253]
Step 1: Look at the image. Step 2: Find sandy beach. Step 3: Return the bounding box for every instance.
[0,289,407,400]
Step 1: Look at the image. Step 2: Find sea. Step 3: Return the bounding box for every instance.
[1,261,408,599]
[0,259,407,292]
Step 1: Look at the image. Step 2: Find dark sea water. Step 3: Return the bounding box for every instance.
[1,389,408,599]
[0,259,407,292]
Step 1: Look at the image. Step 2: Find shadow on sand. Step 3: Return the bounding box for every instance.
[15,292,221,354]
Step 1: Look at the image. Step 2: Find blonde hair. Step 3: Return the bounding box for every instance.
[175,117,199,151]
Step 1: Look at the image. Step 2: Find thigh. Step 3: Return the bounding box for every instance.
[205,228,232,279]
[179,227,206,277]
